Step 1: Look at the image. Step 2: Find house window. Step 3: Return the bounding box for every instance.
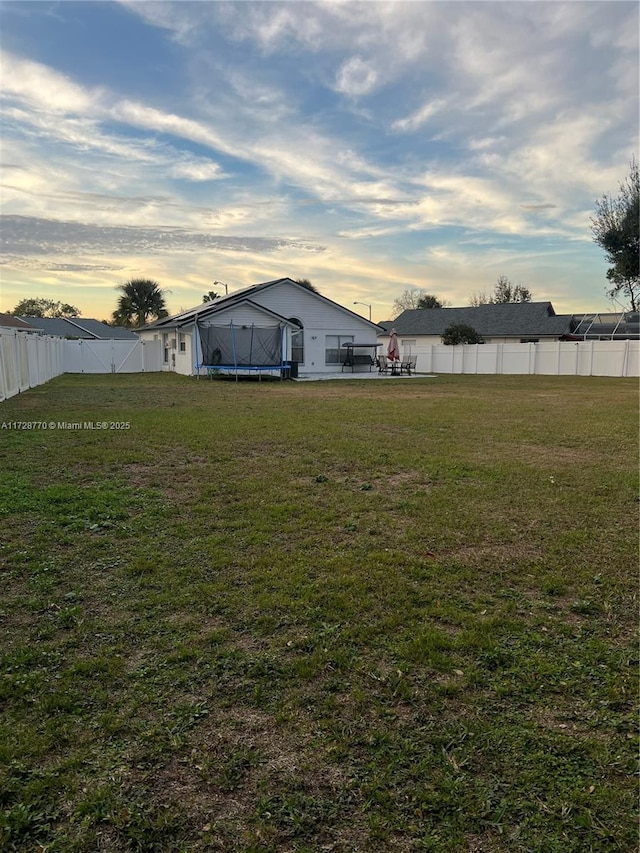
[178,333,186,353]
[325,334,354,364]
[520,339,539,343]
[401,338,416,355]
[162,333,169,363]
[289,318,303,364]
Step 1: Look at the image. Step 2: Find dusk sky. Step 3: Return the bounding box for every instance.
[1,1,638,323]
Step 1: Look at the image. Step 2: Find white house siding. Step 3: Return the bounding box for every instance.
[135,329,181,373]
[176,330,192,375]
[135,281,379,375]
[248,282,376,373]
[137,304,294,376]
[200,303,281,328]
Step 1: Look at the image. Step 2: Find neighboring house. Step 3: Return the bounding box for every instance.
[379,303,576,353]
[136,278,383,376]
[0,313,39,333]
[17,317,138,340]
[564,312,640,341]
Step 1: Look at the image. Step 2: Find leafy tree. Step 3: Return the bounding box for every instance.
[468,292,490,307]
[295,278,319,293]
[391,288,428,318]
[469,277,532,306]
[417,294,449,309]
[202,290,220,303]
[491,276,532,303]
[11,298,80,318]
[113,279,169,328]
[442,323,484,345]
[590,157,639,311]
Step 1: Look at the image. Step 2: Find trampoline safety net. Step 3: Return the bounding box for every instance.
[198,323,283,367]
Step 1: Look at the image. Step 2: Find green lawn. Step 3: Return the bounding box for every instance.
[0,373,637,852]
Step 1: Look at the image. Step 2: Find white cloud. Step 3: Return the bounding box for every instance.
[392,98,447,133]
[168,160,222,182]
[0,214,326,257]
[0,52,96,114]
[118,0,201,46]
[1,1,637,319]
[334,56,378,98]
[1,53,394,227]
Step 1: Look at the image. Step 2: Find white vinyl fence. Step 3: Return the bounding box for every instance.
[63,338,162,374]
[1,331,65,402]
[0,332,162,402]
[413,340,639,378]
[1,333,637,402]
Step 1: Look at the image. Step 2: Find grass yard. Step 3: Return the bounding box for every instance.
[0,372,637,853]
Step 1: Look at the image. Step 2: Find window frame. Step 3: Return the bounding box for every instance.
[325,334,354,365]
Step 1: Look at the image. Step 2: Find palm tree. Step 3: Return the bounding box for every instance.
[113,279,169,327]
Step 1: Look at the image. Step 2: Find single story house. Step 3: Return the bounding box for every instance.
[136,278,384,376]
[0,313,40,333]
[17,317,137,340]
[378,302,577,353]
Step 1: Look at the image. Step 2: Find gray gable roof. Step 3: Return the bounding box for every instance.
[0,313,38,330]
[140,277,385,332]
[387,302,572,338]
[68,318,138,339]
[18,317,137,339]
[140,294,300,331]
[197,299,302,328]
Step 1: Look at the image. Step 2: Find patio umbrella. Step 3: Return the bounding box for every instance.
[387,328,400,362]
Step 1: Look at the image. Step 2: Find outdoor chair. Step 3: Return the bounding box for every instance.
[377,354,389,373]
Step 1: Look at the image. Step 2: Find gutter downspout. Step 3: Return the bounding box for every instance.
[194,317,200,379]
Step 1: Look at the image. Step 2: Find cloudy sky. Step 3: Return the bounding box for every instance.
[1,1,638,322]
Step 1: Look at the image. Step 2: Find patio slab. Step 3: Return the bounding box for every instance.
[295,372,435,382]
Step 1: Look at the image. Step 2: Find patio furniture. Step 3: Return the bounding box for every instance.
[400,358,417,375]
[341,343,381,372]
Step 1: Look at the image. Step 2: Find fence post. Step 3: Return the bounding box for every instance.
[13,331,21,392]
[621,339,629,377]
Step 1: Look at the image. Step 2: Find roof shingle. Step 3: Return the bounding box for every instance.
[17,317,137,339]
[386,302,572,338]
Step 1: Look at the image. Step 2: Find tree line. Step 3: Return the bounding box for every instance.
[391,276,532,319]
